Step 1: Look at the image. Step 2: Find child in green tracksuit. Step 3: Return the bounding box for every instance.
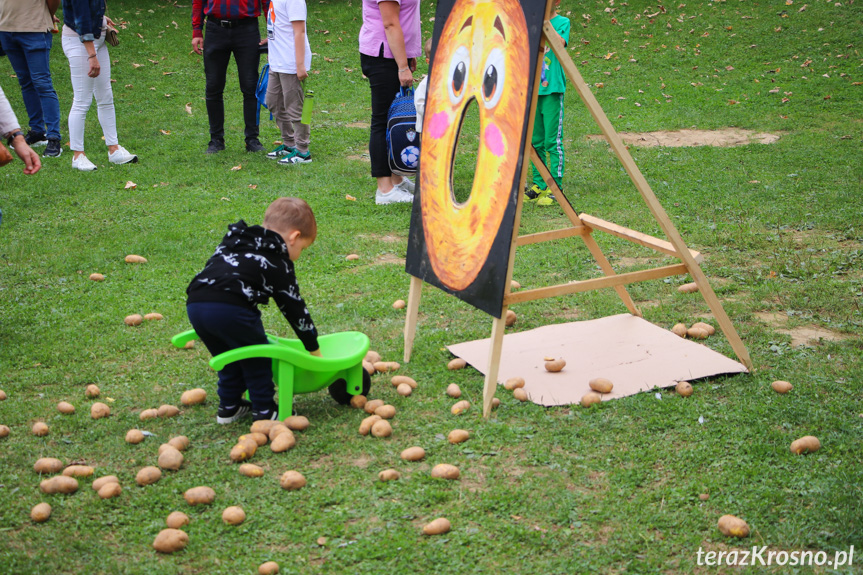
[527,0,570,207]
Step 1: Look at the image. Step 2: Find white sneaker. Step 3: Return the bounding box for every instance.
[71,155,98,171]
[375,185,414,205]
[108,146,138,165]
[396,177,415,193]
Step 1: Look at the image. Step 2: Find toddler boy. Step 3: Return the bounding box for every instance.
[186,197,320,423]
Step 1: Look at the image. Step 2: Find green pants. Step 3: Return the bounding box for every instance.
[530,92,565,191]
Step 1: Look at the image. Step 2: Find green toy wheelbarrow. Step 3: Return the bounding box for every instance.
[171,330,371,419]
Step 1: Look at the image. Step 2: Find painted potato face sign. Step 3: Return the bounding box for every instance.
[406,0,546,317]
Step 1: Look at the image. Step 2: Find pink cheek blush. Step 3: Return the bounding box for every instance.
[428,111,451,139]
[484,123,504,157]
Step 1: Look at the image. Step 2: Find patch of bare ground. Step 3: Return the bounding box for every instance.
[755,312,850,346]
[351,454,370,468]
[357,233,405,243]
[344,253,406,273]
[347,154,370,162]
[616,256,657,267]
[345,122,370,129]
[586,128,781,148]
[307,455,333,469]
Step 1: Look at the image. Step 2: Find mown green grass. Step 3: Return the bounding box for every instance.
[1,1,861,574]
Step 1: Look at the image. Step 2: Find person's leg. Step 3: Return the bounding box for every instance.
[360,53,401,193]
[543,93,565,190]
[530,97,548,191]
[282,74,310,154]
[61,34,94,156]
[203,22,232,144]
[231,22,261,144]
[266,71,293,146]
[0,33,45,137]
[24,33,61,141]
[90,38,119,149]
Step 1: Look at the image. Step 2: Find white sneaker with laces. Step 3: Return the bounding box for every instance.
[396,177,415,193]
[108,146,138,165]
[375,184,414,205]
[72,154,97,171]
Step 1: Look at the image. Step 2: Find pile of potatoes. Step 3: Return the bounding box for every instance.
[670,321,716,340]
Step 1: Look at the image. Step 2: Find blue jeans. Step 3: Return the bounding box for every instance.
[0,32,61,140]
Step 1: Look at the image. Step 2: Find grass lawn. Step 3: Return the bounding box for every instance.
[1,1,861,573]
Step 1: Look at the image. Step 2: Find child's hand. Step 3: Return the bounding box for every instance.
[310,348,322,357]
[297,66,308,82]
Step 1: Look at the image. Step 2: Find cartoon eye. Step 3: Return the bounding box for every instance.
[447,46,470,104]
[481,48,506,109]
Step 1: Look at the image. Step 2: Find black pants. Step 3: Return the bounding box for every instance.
[203,18,260,142]
[186,301,273,411]
[360,52,400,178]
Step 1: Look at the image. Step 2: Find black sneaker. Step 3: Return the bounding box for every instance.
[206,139,225,154]
[25,131,48,147]
[245,138,265,152]
[216,399,252,424]
[251,403,280,421]
[43,138,62,157]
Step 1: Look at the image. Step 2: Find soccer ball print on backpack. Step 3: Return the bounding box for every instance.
[386,87,421,176]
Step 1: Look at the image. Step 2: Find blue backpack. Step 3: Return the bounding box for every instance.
[386,87,420,176]
[255,63,271,125]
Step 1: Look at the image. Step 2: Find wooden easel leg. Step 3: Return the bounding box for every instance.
[482,313,508,418]
[580,232,641,317]
[403,275,423,363]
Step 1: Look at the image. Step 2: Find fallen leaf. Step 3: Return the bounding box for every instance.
[185,103,192,114]
[249,184,258,189]
[163,72,173,76]
[132,63,142,68]
[124,84,133,88]
[124,181,137,189]
[221,197,231,201]
[345,194,356,201]
[231,165,242,171]
[160,129,171,135]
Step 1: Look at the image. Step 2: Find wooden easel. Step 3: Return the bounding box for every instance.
[404,1,752,418]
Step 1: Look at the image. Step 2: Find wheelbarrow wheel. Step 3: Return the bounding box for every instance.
[328,369,372,405]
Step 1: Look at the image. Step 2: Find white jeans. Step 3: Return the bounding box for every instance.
[61,34,118,152]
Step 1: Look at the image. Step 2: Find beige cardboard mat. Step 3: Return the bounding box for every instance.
[446,314,748,406]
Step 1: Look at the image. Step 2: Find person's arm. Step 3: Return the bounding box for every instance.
[83,40,100,77]
[191,0,205,54]
[378,1,413,87]
[292,20,308,81]
[0,88,41,175]
[46,0,60,16]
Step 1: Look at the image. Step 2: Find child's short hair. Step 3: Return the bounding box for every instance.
[263,197,317,239]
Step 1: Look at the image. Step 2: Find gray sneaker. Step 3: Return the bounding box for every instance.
[375,183,414,205]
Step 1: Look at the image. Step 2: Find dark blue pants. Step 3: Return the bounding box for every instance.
[186,302,273,411]
[0,32,61,140]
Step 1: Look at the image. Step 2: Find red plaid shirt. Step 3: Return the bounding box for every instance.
[192,0,270,38]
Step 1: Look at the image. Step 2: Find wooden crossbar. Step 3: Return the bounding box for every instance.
[579,214,703,263]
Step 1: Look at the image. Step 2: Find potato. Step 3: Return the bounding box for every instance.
[790,435,821,454]
[371,419,392,438]
[158,443,176,455]
[373,361,400,373]
[675,381,694,397]
[510,280,521,290]
[124,314,144,326]
[158,447,184,471]
[771,380,793,394]
[686,327,709,340]
[446,383,461,398]
[183,340,195,349]
[451,400,471,415]
[89,273,105,281]
[504,377,525,390]
[270,430,296,453]
[678,282,698,293]
[267,424,291,442]
[85,384,100,398]
[431,463,460,480]
[230,442,257,463]
[350,394,368,409]
[157,404,180,418]
[259,561,280,575]
[580,392,602,407]
[239,463,265,478]
[143,313,164,321]
[392,299,406,310]
[62,465,95,478]
[589,378,614,394]
[184,486,216,505]
[0,389,5,401]
[279,470,306,490]
[400,446,425,461]
[98,482,122,499]
[447,358,467,370]
[396,383,412,397]
[505,309,517,327]
[31,503,52,523]
[168,436,190,451]
[374,405,396,419]
[359,415,382,436]
[125,254,148,264]
[92,476,119,491]
[152,528,189,553]
[699,493,710,501]
[671,323,688,337]
[222,506,246,525]
[123,429,144,445]
[250,419,280,435]
[40,476,79,495]
[717,514,750,538]
[365,350,382,364]
[91,402,110,419]
[239,433,268,447]
[34,458,64,474]
[135,466,162,486]
[284,415,310,431]
[422,518,451,535]
[31,421,49,437]
[378,468,400,482]
[692,321,716,335]
[544,358,566,372]
[0,424,9,438]
[513,388,528,402]
[166,511,190,529]
[364,399,385,414]
[492,397,501,409]
[345,253,359,261]
[362,361,376,375]
[391,375,417,389]
[139,408,159,421]
[448,429,470,444]
[57,401,75,415]
[180,388,207,406]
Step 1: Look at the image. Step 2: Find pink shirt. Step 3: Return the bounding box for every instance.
[359,0,421,59]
